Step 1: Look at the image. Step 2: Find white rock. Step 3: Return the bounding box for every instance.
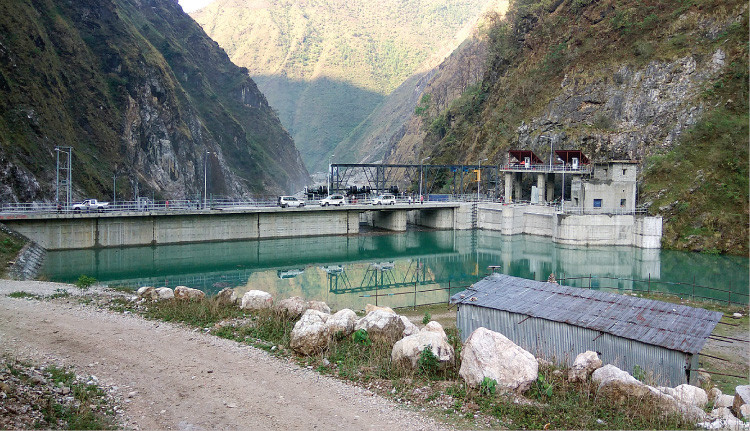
[710,387,723,402]
[592,364,639,387]
[740,404,750,420]
[716,394,736,408]
[733,385,750,419]
[354,309,405,342]
[732,313,742,319]
[174,286,205,300]
[391,322,454,369]
[568,351,603,382]
[400,316,420,337]
[155,287,174,300]
[290,310,330,355]
[673,384,708,408]
[698,416,750,430]
[240,290,273,310]
[307,300,331,314]
[215,288,238,305]
[276,296,307,318]
[325,309,357,338]
[710,407,735,419]
[365,304,394,314]
[458,327,538,393]
[137,286,157,300]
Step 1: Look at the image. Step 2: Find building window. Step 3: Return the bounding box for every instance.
[623,169,627,175]
[594,199,602,208]
[620,198,626,207]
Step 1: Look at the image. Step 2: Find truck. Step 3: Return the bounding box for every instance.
[72,199,110,212]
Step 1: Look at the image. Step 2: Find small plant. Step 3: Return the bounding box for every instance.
[530,374,554,399]
[8,291,36,299]
[351,329,371,347]
[632,364,647,382]
[75,275,97,290]
[417,345,440,378]
[479,377,497,396]
[422,311,431,325]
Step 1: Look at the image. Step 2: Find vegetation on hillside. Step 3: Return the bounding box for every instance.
[193,0,493,171]
[410,0,748,254]
[0,0,307,202]
[0,229,24,277]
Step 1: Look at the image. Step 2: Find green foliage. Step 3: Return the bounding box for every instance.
[422,311,431,325]
[0,231,24,277]
[632,364,647,382]
[415,93,431,117]
[417,346,440,378]
[75,275,97,290]
[142,296,248,328]
[352,329,371,346]
[8,291,37,299]
[479,377,497,396]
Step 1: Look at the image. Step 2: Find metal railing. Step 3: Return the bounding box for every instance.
[501,163,593,174]
[560,205,648,215]
[556,274,749,306]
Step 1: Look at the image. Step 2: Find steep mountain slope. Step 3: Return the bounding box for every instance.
[0,0,308,203]
[191,0,493,171]
[387,0,748,254]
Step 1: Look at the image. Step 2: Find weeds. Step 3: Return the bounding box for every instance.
[75,275,96,290]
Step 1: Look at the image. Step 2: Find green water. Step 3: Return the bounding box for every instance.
[41,230,749,310]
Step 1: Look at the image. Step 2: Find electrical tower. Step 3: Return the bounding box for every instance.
[55,146,72,209]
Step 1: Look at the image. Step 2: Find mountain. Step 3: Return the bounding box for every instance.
[191,0,494,171]
[386,0,748,254]
[0,0,308,203]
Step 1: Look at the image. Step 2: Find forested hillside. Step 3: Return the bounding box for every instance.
[386,0,748,254]
[192,0,494,171]
[0,0,308,203]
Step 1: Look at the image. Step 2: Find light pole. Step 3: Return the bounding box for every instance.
[419,156,430,203]
[327,154,334,197]
[113,173,117,207]
[477,158,487,201]
[540,135,552,171]
[204,151,215,210]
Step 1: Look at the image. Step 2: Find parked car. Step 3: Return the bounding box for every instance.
[372,194,396,205]
[277,196,305,208]
[72,199,109,212]
[320,194,346,206]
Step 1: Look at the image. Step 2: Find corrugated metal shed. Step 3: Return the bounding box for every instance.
[451,274,722,354]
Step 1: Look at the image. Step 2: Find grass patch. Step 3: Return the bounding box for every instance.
[0,230,25,277]
[8,291,39,299]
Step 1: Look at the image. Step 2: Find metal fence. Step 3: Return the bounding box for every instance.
[556,274,749,306]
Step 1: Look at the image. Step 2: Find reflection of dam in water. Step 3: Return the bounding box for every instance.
[42,230,748,310]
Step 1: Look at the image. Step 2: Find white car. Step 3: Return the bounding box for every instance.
[278,196,305,208]
[372,194,396,205]
[72,199,110,212]
[320,194,346,206]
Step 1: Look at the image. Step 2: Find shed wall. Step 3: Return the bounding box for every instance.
[457,304,691,387]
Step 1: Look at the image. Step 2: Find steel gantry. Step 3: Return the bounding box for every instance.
[330,163,501,198]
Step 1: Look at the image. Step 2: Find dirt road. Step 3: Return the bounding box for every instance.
[0,281,447,430]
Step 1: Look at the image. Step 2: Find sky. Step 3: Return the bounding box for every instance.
[178,0,216,13]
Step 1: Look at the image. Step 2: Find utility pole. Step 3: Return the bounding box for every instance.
[419,156,430,203]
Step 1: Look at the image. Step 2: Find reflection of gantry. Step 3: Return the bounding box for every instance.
[331,163,502,197]
[327,259,434,294]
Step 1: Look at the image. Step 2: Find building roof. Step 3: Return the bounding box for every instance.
[450,273,723,354]
[555,150,590,164]
[508,150,544,164]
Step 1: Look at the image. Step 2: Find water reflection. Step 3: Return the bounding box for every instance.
[42,230,748,310]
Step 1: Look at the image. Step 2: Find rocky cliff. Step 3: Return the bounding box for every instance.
[386,0,748,254]
[0,0,308,203]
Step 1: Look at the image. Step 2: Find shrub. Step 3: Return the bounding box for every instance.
[417,345,440,378]
[352,329,371,347]
[422,311,431,325]
[479,377,497,396]
[75,275,96,290]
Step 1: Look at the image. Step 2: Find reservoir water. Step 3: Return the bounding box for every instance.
[41,230,749,311]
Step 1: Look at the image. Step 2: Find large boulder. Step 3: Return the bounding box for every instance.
[137,286,157,300]
[354,309,405,342]
[568,351,602,382]
[400,316,420,337]
[325,309,357,338]
[307,300,331,314]
[290,310,330,355]
[672,384,708,408]
[276,296,308,318]
[215,288,238,305]
[458,327,538,393]
[733,385,750,420]
[365,304,394,314]
[240,290,273,311]
[391,321,454,369]
[174,286,206,300]
[155,287,174,300]
[592,364,639,387]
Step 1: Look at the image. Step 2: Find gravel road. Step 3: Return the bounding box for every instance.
[0,280,449,430]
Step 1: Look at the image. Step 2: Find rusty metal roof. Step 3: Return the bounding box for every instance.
[450,274,723,354]
[508,150,544,164]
